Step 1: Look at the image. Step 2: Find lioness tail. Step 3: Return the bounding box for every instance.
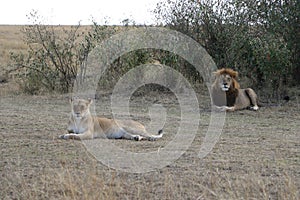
[149,129,163,140]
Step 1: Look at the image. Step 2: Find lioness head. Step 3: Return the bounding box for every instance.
[70,98,92,119]
[213,68,240,91]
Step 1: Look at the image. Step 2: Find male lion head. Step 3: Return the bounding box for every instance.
[213,68,240,91]
[70,98,92,119]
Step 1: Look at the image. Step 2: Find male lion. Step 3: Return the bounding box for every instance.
[211,68,259,112]
[59,98,163,140]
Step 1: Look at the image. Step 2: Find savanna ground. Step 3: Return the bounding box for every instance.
[0,25,299,199]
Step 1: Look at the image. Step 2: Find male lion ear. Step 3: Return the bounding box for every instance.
[214,69,222,75]
[212,71,219,77]
[227,69,238,78]
[232,71,238,79]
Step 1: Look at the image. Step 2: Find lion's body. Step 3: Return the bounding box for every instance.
[211,68,259,112]
[59,99,163,140]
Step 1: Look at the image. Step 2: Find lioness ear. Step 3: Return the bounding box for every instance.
[87,98,93,105]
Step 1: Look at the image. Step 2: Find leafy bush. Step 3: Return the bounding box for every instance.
[98,48,202,91]
[10,12,99,94]
[154,0,299,97]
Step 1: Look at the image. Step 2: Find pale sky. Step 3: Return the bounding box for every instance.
[0,0,161,25]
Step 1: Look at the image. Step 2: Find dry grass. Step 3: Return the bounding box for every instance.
[0,94,299,200]
[0,25,26,73]
[0,25,92,75]
[0,25,299,199]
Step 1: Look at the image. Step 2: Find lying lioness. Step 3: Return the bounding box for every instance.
[59,98,163,141]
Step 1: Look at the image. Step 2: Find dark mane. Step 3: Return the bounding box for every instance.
[212,68,240,106]
[214,68,240,89]
[226,88,238,106]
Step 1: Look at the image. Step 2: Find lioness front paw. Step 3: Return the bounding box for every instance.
[58,134,67,139]
[148,137,157,141]
[133,135,142,141]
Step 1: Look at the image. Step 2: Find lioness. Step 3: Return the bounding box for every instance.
[211,68,259,112]
[59,98,163,141]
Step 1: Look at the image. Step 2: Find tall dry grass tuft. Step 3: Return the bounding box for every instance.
[1,153,299,199]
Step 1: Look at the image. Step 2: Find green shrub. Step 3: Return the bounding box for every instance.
[154,0,299,98]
